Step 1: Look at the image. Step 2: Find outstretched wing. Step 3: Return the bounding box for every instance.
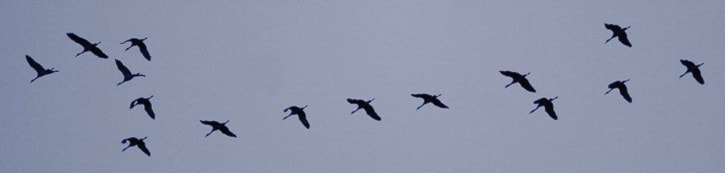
[137,142,151,157]
[138,42,151,61]
[90,47,108,58]
[67,33,92,46]
[518,78,536,92]
[431,99,449,109]
[26,55,45,73]
[115,59,132,77]
[499,70,517,78]
[618,85,632,103]
[200,120,213,126]
[692,68,704,84]
[363,105,381,121]
[219,126,237,138]
[604,23,621,31]
[544,105,557,120]
[143,101,155,119]
[298,112,310,129]
[411,93,427,98]
[618,33,632,47]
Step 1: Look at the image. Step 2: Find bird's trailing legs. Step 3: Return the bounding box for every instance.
[679,63,704,78]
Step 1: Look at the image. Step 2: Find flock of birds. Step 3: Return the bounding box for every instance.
[24,23,707,157]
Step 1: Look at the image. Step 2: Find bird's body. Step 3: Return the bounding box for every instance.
[26,55,58,83]
[347,98,381,121]
[606,79,632,103]
[67,33,108,58]
[284,105,310,129]
[121,37,151,61]
[115,59,145,86]
[121,137,150,157]
[679,59,704,85]
[530,97,558,120]
[604,23,632,47]
[500,71,536,92]
[200,120,237,138]
[411,93,449,110]
[130,96,155,119]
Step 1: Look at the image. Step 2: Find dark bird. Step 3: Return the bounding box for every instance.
[130,95,155,119]
[200,120,237,138]
[284,105,310,129]
[500,71,536,93]
[25,55,58,83]
[605,79,632,103]
[530,97,558,120]
[66,33,108,58]
[121,137,150,157]
[115,59,145,86]
[347,98,381,121]
[679,59,704,85]
[604,23,632,47]
[411,93,449,110]
[121,37,151,61]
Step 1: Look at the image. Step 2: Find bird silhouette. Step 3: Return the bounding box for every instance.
[605,79,632,103]
[130,95,155,119]
[115,59,145,86]
[411,93,449,110]
[604,23,632,47]
[679,59,704,85]
[200,120,237,138]
[66,33,108,58]
[530,97,558,120]
[25,55,58,83]
[500,71,536,93]
[283,105,309,129]
[121,137,150,157]
[121,37,151,61]
[347,98,381,121]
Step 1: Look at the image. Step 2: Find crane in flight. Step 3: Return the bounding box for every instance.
[284,105,310,129]
[605,79,632,103]
[25,55,58,83]
[121,37,151,61]
[411,93,449,110]
[200,120,237,138]
[679,59,704,85]
[347,98,381,121]
[66,33,108,58]
[121,137,150,157]
[604,23,632,47]
[530,97,558,120]
[130,95,155,119]
[500,70,536,93]
[115,59,145,86]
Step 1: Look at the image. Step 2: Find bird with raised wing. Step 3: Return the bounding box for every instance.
[500,70,536,93]
[604,23,632,47]
[284,105,310,129]
[606,79,632,103]
[130,95,155,119]
[411,93,449,110]
[530,97,558,120]
[25,55,58,83]
[115,59,145,86]
[200,120,237,138]
[67,33,108,58]
[121,37,151,61]
[347,98,381,121]
[121,137,150,157]
[679,59,704,85]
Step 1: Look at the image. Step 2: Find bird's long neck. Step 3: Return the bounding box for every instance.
[141,137,147,141]
[302,105,308,109]
[223,120,229,124]
[523,72,530,77]
[697,63,704,67]
[367,98,375,103]
[93,42,100,46]
[550,97,558,101]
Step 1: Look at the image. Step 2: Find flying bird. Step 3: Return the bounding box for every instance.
[679,59,704,85]
[200,120,237,138]
[115,59,145,86]
[604,23,632,47]
[66,33,108,58]
[121,137,150,157]
[25,55,58,83]
[283,105,310,129]
[411,93,449,110]
[347,98,381,121]
[605,79,632,103]
[130,95,155,119]
[121,37,151,61]
[530,97,558,120]
[500,71,536,92]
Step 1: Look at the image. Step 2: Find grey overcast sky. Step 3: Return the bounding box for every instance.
[2,1,725,172]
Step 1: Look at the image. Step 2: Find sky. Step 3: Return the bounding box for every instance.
[2,1,725,172]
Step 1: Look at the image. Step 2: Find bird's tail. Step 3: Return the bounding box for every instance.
[283,114,293,120]
[605,88,614,95]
